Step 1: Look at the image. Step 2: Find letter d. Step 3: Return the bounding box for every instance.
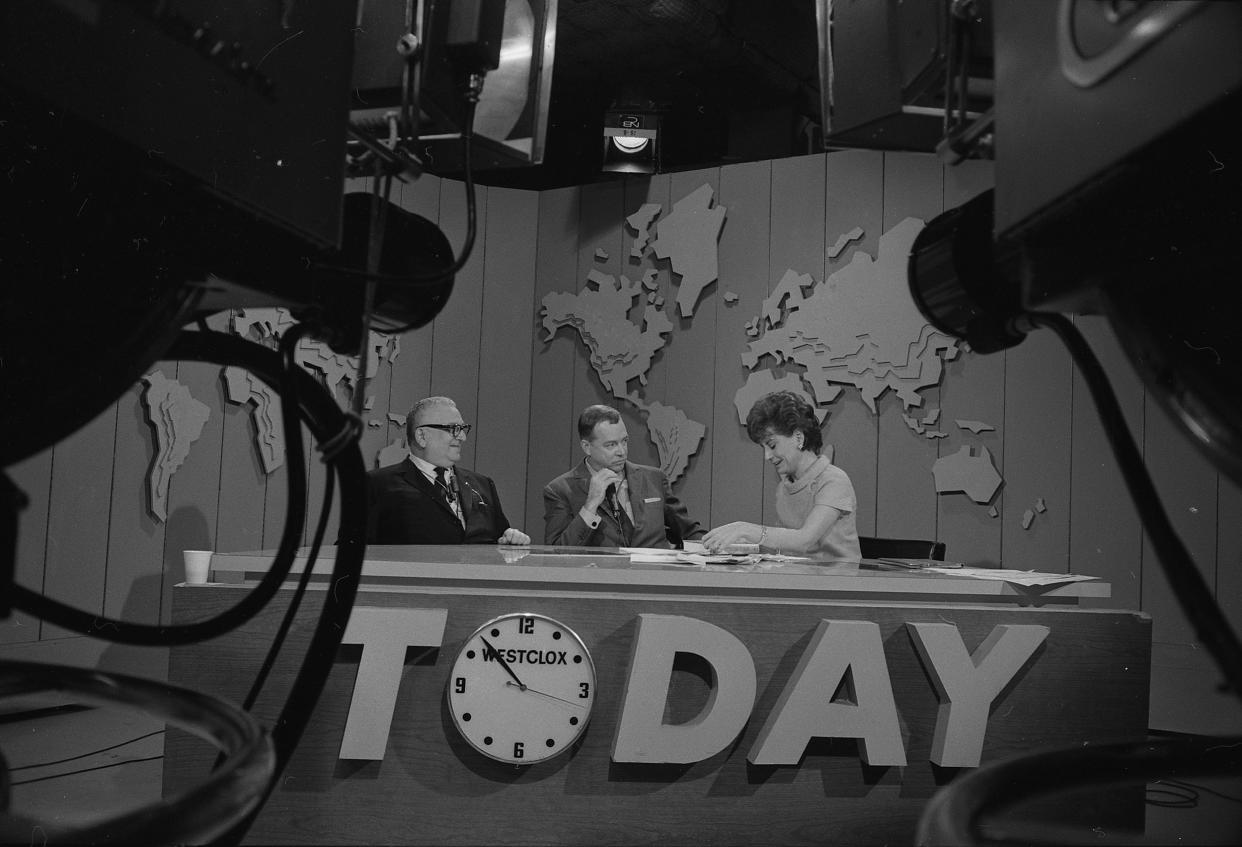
[611,614,756,764]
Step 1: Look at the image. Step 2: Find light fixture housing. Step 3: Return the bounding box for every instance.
[601,108,660,174]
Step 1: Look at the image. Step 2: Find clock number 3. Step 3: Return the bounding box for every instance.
[579,682,590,699]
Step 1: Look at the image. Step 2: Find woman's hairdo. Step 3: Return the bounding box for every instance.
[745,391,822,453]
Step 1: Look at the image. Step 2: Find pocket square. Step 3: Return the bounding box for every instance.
[643,497,660,503]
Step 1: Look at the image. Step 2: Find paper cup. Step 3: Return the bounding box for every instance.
[183,550,213,584]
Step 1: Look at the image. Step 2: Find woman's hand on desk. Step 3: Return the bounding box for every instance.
[703,521,763,553]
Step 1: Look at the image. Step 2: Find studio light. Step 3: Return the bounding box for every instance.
[602,106,660,174]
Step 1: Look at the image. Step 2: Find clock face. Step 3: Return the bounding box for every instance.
[446,613,596,765]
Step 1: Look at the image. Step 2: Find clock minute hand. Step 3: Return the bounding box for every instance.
[506,681,585,710]
[480,636,526,689]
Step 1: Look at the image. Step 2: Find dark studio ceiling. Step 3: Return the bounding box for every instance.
[456,0,994,191]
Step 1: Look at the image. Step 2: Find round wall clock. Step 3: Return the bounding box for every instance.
[446,612,597,764]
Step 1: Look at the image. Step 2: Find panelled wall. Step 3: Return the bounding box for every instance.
[4,151,1240,731]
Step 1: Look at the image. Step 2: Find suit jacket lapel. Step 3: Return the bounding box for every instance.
[572,460,593,508]
[623,462,648,533]
[456,470,482,515]
[402,459,458,521]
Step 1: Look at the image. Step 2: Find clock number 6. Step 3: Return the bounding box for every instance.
[519,617,534,634]
[513,742,524,759]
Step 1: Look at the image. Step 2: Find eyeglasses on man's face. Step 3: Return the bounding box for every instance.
[419,423,472,439]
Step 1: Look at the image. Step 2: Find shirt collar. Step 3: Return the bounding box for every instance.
[583,458,627,484]
[409,452,452,481]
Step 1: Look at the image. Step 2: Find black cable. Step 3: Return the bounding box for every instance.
[7,729,165,772]
[197,341,367,847]
[917,733,1242,846]
[241,462,335,713]
[956,19,971,130]
[1145,783,1199,808]
[1161,777,1242,805]
[209,446,338,774]
[234,324,340,713]
[1027,313,1242,703]
[347,164,389,426]
[8,331,310,646]
[9,753,164,788]
[2,331,363,845]
[313,95,479,292]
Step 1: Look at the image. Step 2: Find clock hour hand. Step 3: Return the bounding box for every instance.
[480,636,526,689]
[506,681,585,709]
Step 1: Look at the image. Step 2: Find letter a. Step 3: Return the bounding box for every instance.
[611,614,757,763]
[338,607,448,760]
[749,619,906,767]
[906,622,1049,767]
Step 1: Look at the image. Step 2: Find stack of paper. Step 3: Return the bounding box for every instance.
[923,567,1099,586]
[870,557,963,571]
[676,553,763,567]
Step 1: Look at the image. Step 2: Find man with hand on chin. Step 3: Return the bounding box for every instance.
[366,396,531,546]
[542,404,703,549]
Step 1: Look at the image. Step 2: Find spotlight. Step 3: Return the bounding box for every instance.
[602,107,660,174]
[611,135,650,154]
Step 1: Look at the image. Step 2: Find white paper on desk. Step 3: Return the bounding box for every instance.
[677,553,763,567]
[924,567,1099,586]
[624,547,694,565]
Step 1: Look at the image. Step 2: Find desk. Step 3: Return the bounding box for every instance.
[164,546,1149,845]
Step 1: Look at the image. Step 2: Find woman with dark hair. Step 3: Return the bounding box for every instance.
[703,391,861,563]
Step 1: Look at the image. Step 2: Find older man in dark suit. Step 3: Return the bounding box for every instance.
[366,396,531,545]
[543,404,703,549]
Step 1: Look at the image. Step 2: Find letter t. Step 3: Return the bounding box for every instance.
[338,607,448,760]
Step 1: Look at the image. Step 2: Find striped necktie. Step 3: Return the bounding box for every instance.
[434,466,462,524]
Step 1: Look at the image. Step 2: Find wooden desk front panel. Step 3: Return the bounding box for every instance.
[165,585,1150,845]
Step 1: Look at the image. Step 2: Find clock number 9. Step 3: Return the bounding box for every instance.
[513,742,524,759]
[454,677,466,694]
[579,682,590,699]
[519,617,534,634]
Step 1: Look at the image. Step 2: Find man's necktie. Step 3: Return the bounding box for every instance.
[605,483,634,546]
[435,467,463,525]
